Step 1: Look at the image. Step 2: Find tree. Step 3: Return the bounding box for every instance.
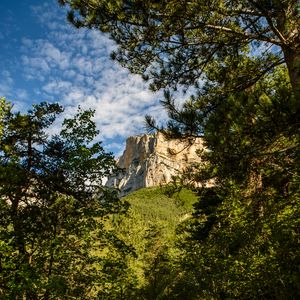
[0,102,129,299]
[167,67,300,299]
[59,0,300,99]
[57,0,300,188]
[57,1,300,298]
[0,98,10,137]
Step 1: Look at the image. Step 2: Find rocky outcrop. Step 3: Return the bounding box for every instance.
[107,132,204,196]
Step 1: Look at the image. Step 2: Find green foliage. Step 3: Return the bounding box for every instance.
[0,98,11,137]
[0,102,129,299]
[110,187,197,299]
[59,0,300,99]
[124,187,195,223]
[55,1,300,298]
[164,68,300,298]
[174,185,300,299]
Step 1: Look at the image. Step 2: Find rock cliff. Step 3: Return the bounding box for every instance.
[107,132,203,195]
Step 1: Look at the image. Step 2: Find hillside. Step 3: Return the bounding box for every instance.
[110,187,198,298]
[123,186,196,223]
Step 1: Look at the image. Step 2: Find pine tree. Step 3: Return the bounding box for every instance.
[59,0,300,99]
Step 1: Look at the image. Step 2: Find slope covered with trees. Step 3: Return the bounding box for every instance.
[111,187,197,299]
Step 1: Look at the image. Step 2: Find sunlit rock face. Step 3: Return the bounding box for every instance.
[106,132,203,196]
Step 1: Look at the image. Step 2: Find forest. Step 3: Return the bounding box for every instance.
[1,0,300,299]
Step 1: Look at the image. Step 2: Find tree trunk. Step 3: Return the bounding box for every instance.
[283,47,300,101]
[11,197,26,255]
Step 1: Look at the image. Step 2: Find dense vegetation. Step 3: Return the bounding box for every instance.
[111,187,197,299]
[58,0,300,298]
[0,100,131,299]
[1,0,300,298]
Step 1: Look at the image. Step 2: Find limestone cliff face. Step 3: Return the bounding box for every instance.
[107,133,203,195]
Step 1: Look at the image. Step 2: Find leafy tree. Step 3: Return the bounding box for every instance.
[56,1,299,184]
[58,0,300,191]
[0,102,129,299]
[0,98,11,137]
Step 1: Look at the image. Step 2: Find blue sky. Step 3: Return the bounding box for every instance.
[0,0,168,156]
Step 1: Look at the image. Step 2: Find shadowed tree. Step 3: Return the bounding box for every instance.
[0,102,131,299]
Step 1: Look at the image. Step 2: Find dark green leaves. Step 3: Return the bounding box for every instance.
[0,102,127,299]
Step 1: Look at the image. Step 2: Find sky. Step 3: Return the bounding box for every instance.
[0,0,169,156]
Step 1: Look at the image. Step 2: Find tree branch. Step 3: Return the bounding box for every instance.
[185,23,282,46]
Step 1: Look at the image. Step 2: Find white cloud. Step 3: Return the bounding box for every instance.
[15,89,28,100]
[42,80,72,94]
[0,71,14,98]
[17,0,177,155]
[22,55,50,73]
